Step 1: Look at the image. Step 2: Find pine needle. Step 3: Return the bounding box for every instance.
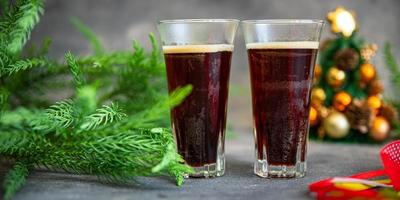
[79,103,127,131]
[3,162,29,200]
[65,51,85,88]
[384,42,400,85]
[5,57,52,75]
[5,0,44,54]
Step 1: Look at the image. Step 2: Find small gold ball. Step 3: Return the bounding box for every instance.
[370,116,390,142]
[314,65,322,79]
[333,91,352,111]
[311,88,326,105]
[359,63,376,82]
[327,67,346,87]
[309,107,318,126]
[367,96,382,110]
[323,112,350,139]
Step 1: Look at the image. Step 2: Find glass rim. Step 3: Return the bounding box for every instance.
[241,19,324,25]
[158,19,240,24]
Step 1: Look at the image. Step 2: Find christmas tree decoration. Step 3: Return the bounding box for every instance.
[345,100,372,134]
[327,6,357,37]
[368,80,384,96]
[380,104,399,124]
[367,96,382,110]
[334,48,360,71]
[359,63,376,82]
[333,91,352,111]
[323,112,350,139]
[310,6,398,143]
[361,44,378,63]
[326,67,346,87]
[311,87,326,106]
[370,117,390,142]
[314,64,322,80]
[310,107,319,126]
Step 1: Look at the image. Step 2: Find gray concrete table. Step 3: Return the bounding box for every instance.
[3,133,382,200]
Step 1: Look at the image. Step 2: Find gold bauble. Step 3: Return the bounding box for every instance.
[367,96,382,110]
[323,112,350,139]
[314,65,322,79]
[359,63,376,82]
[370,116,390,142]
[327,67,346,87]
[311,88,326,105]
[309,107,318,126]
[333,91,352,111]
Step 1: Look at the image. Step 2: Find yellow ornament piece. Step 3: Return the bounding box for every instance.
[370,116,390,142]
[327,67,346,87]
[309,107,318,126]
[311,88,326,105]
[367,96,382,110]
[314,65,322,78]
[359,63,376,82]
[323,112,350,139]
[333,91,352,111]
[327,7,357,37]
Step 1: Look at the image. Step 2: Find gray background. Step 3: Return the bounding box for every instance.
[30,0,400,132]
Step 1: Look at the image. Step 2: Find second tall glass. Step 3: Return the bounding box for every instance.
[157,19,239,178]
[242,20,323,178]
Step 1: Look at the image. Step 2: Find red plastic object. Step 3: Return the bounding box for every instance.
[380,140,400,191]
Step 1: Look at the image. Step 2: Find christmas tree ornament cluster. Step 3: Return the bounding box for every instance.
[310,7,398,143]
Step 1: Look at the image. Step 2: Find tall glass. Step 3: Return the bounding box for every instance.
[242,20,323,178]
[157,19,238,178]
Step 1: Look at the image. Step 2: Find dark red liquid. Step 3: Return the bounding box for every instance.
[164,51,232,167]
[248,48,317,166]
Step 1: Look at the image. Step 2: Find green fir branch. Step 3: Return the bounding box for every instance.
[65,51,85,88]
[4,57,52,75]
[31,100,76,133]
[3,162,29,200]
[121,85,192,128]
[79,103,126,131]
[384,42,400,86]
[5,0,44,54]
[70,17,104,55]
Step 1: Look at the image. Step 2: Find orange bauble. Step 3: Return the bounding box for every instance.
[359,63,376,82]
[314,65,322,79]
[333,91,352,111]
[309,107,318,126]
[367,96,382,110]
[370,116,390,142]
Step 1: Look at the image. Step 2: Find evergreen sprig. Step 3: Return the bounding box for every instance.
[3,162,29,200]
[2,0,44,54]
[4,57,52,75]
[0,1,193,199]
[79,103,126,131]
[384,42,400,86]
[66,52,85,88]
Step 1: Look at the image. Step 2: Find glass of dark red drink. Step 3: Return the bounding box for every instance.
[242,20,323,178]
[157,19,238,178]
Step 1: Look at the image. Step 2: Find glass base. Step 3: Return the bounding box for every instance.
[254,159,306,178]
[184,156,225,178]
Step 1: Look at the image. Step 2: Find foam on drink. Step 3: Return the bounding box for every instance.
[246,41,319,50]
[163,44,234,54]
